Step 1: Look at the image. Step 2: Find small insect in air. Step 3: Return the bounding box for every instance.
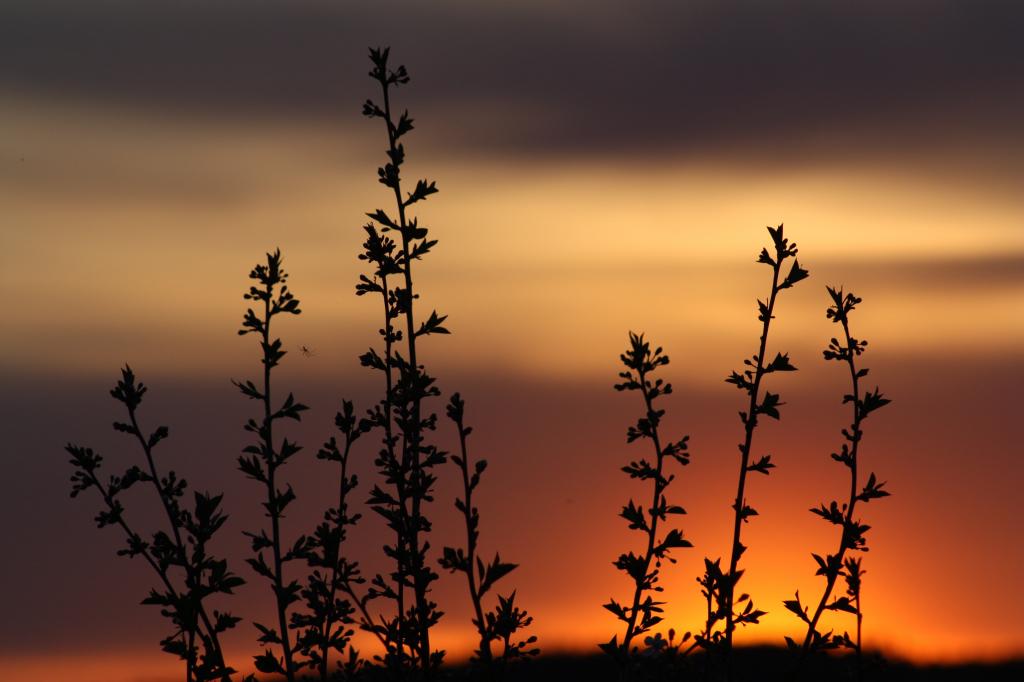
[299,345,317,358]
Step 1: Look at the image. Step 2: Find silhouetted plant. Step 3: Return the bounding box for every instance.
[351,221,411,672]
[694,557,726,654]
[67,367,242,682]
[785,288,890,680]
[234,249,309,681]
[602,333,693,671]
[357,46,448,676]
[291,400,368,680]
[699,225,809,677]
[440,393,539,676]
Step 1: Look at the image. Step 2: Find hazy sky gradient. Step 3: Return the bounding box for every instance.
[3,2,1023,680]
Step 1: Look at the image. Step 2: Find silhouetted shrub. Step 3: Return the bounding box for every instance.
[67,367,242,681]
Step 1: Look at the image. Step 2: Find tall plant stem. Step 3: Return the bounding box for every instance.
[379,66,430,671]
[604,333,689,668]
[786,287,888,682]
[261,292,297,682]
[797,315,861,664]
[621,363,668,652]
[724,258,782,667]
[451,409,493,665]
[380,270,410,663]
[318,433,355,681]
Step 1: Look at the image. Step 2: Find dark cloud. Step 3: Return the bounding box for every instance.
[2,1,1023,157]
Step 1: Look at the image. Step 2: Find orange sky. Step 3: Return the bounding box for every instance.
[3,2,1024,680]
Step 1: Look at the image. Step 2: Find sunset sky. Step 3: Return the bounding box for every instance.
[3,2,1023,680]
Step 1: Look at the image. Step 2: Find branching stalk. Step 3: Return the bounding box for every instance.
[360,46,449,675]
[124,398,232,680]
[714,225,808,679]
[292,400,366,681]
[602,333,692,669]
[441,394,538,675]
[786,288,890,679]
[236,250,308,680]
[67,368,243,682]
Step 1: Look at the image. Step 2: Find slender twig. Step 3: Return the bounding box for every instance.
[320,431,355,680]
[441,394,538,675]
[446,394,493,664]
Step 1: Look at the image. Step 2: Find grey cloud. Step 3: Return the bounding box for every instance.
[2,1,1023,157]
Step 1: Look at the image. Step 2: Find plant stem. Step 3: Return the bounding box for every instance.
[319,434,355,681]
[82,467,195,679]
[622,362,667,653]
[451,408,493,665]
[724,258,782,672]
[381,269,410,664]
[379,65,430,672]
[340,581,391,651]
[798,315,862,664]
[186,629,195,682]
[126,407,229,679]
[855,587,863,682]
[262,289,297,682]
